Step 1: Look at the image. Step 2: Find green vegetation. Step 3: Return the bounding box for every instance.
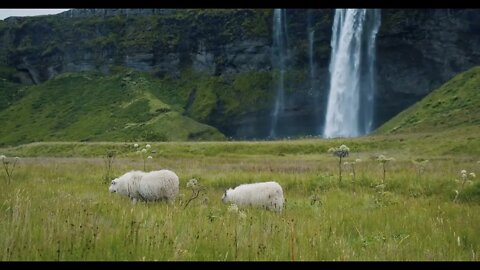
[147,68,273,125]
[0,80,23,112]
[376,66,480,134]
[2,125,478,159]
[0,132,479,260]
[0,62,479,260]
[5,9,273,64]
[0,9,479,260]
[0,69,225,146]
[0,65,24,111]
[0,65,276,147]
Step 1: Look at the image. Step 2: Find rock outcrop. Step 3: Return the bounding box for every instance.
[1,9,479,138]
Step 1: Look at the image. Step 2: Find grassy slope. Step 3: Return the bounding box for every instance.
[1,124,479,159]
[2,64,480,156]
[375,66,480,134]
[0,69,225,146]
[0,65,23,111]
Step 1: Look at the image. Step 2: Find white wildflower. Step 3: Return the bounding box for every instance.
[134,143,139,148]
[147,156,153,159]
[141,148,147,153]
[339,144,350,152]
[461,170,467,175]
[375,184,386,191]
[186,178,198,188]
[469,172,476,178]
[146,144,151,149]
[377,155,394,163]
[355,159,362,163]
[228,204,239,213]
[329,144,350,158]
[0,155,5,160]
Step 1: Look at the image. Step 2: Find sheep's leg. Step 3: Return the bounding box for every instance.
[131,198,138,205]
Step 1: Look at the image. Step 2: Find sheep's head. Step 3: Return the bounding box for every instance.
[222,188,232,203]
[109,178,119,193]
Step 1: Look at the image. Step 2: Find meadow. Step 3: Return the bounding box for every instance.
[0,130,479,261]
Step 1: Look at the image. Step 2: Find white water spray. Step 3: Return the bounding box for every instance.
[323,9,381,138]
[270,9,288,138]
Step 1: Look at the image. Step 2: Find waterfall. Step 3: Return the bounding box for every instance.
[270,9,288,138]
[323,9,381,138]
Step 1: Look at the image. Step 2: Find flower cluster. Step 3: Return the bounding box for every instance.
[453,169,476,202]
[328,144,351,183]
[343,158,361,182]
[377,155,395,164]
[458,170,475,184]
[184,178,205,209]
[227,203,246,219]
[328,144,350,158]
[1,155,20,185]
[134,143,154,171]
[412,159,429,176]
[227,203,239,213]
[377,155,394,183]
[186,178,198,189]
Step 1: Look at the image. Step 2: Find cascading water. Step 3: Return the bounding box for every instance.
[323,9,381,138]
[270,9,288,138]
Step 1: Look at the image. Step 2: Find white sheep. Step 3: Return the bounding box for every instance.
[222,181,284,212]
[109,169,179,203]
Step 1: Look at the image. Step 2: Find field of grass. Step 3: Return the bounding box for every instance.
[1,131,479,261]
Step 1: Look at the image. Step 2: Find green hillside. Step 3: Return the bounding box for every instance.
[375,66,480,134]
[0,65,24,111]
[0,68,225,146]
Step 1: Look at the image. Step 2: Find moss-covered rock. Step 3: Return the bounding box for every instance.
[0,68,226,146]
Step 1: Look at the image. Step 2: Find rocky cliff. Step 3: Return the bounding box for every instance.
[1,9,479,139]
[376,9,480,127]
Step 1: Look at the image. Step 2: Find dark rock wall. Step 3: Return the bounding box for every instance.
[1,9,479,138]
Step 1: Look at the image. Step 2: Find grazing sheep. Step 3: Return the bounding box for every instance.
[222,181,284,212]
[109,169,179,203]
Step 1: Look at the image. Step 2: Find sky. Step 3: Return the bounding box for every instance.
[0,9,70,20]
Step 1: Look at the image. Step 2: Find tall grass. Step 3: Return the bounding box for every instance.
[0,148,479,260]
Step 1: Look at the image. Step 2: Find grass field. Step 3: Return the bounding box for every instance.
[0,130,479,261]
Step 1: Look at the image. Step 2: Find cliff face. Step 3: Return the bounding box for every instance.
[1,9,479,139]
[375,9,480,126]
